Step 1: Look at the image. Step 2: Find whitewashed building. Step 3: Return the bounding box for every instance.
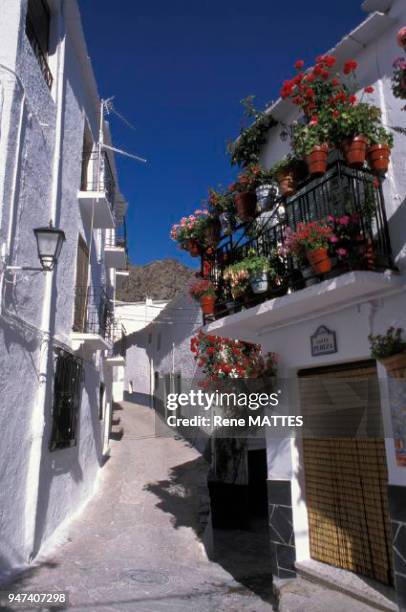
[0,0,128,576]
[204,0,406,608]
[124,290,201,407]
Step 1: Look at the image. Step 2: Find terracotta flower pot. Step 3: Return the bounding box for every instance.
[305,144,329,176]
[234,191,257,222]
[367,144,391,175]
[187,239,201,257]
[200,294,216,315]
[276,170,297,197]
[204,218,221,246]
[306,247,332,274]
[380,352,406,379]
[342,135,368,168]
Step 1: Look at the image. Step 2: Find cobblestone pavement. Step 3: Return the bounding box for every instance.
[4,402,276,611]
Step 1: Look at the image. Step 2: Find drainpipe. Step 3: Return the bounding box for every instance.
[24,2,66,560]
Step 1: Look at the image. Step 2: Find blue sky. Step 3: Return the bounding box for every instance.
[79,0,365,268]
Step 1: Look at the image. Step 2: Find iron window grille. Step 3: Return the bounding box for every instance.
[50,349,83,451]
[25,0,53,89]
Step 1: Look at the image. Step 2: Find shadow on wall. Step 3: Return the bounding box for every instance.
[124,391,151,407]
[31,354,105,559]
[388,196,406,270]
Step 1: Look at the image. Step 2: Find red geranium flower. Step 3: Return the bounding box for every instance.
[295,59,305,70]
[364,85,374,93]
[349,94,357,104]
[343,60,358,75]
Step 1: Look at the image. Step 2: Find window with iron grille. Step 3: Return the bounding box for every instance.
[50,349,83,451]
[99,382,105,420]
[25,0,53,89]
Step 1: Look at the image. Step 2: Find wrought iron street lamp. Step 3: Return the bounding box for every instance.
[33,222,66,271]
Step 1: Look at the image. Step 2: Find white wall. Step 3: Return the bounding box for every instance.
[0,0,122,575]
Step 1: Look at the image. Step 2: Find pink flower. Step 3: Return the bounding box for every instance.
[337,248,348,257]
[339,215,350,225]
[329,235,339,243]
[327,214,335,222]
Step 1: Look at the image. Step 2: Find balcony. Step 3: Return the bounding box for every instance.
[202,161,397,333]
[71,287,114,352]
[78,151,116,229]
[105,323,127,367]
[105,219,128,269]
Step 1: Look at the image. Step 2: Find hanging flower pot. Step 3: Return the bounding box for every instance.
[256,184,277,213]
[305,144,329,176]
[342,135,368,168]
[275,170,297,197]
[367,144,391,175]
[186,239,201,257]
[219,212,233,235]
[306,247,332,275]
[250,271,269,294]
[200,295,216,315]
[234,191,257,222]
[204,218,221,246]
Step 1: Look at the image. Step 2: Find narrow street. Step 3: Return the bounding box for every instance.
[6,403,276,611]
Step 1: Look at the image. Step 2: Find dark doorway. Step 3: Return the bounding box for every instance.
[248,449,269,522]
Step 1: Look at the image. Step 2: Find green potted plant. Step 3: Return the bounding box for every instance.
[367,126,394,176]
[229,165,262,222]
[189,278,217,315]
[333,103,381,168]
[223,261,250,299]
[284,220,334,274]
[292,121,329,176]
[208,188,235,235]
[369,327,406,375]
[227,96,276,167]
[242,251,271,294]
[270,155,304,197]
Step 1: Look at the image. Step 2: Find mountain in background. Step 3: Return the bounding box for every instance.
[116,259,196,302]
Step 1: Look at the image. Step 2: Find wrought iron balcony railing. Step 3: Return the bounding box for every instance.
[112,323,127,358]
[80,151,116,209]
[25,17,53,89]
[203,160,395,323]
[72,287,114,341]
[105,218,127,250]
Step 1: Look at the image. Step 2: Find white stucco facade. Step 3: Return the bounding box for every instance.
[124,290,201,406]
[0,0,128,577]
[204,0,406,601]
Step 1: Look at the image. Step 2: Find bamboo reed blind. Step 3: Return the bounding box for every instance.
[299,362,393,585]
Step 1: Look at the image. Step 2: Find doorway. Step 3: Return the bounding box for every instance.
[298,361,393,585]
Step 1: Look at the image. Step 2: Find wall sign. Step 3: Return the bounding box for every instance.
[311,325,337,357]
